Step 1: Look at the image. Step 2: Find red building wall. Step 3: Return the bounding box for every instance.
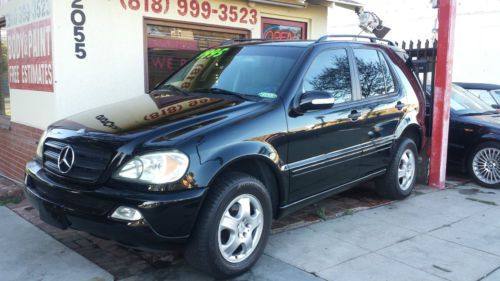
[0,123,42,182]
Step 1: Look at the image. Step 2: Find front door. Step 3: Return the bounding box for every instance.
[286,48,364,202]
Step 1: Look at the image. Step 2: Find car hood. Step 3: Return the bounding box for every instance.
[50,91,268,141]
[461,114,500,129]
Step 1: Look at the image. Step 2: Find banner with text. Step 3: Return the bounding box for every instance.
[6,0,53,92]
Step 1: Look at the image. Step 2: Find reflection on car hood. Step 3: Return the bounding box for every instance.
[462,114,500,128]
[50,91,256,138]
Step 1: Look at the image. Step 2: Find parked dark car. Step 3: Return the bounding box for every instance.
[24,37,426,278]
[455,82,500,109]
[448,84,500,188]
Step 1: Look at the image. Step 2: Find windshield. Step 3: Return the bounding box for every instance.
[451,84,496,115]
[493,90,500,98]
[468,89,499,106]
[157,46,303,98]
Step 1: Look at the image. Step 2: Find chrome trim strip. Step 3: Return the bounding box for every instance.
[292,152,368,176]
[281,169,387,209]
[283,135,395,172]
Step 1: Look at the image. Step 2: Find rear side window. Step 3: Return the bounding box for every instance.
[378,52,396,93]
[302,49,352,104]
[353,49,396,98]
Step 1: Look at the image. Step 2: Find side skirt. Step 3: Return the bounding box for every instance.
[277,169,387,218]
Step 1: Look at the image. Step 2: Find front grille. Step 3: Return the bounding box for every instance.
[43,139,113,183]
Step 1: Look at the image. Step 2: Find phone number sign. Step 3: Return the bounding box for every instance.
[120,0,258,25]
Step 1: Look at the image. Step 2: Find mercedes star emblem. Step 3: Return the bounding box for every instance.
[58,146,75,174]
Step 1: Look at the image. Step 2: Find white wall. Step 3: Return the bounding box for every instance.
[328,0,500,84]
[452,0,500,83]
[52,1,148,121]
[10,91,56,128]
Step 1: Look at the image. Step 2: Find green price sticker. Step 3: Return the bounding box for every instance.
[198,48,229,59]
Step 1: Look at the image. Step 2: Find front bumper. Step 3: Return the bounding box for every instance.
[24,160,208,250]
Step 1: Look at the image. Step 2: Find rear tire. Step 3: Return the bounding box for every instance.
[185,172,272,279]
[376,138,418,200]
[468,142,500,189]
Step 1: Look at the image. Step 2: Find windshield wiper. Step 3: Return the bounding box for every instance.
[195,88,259,101]
[461,110,499,116]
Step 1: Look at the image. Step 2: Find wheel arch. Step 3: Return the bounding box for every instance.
[210,156,286,218]
[195,141,288,219]
[397,124,423,152]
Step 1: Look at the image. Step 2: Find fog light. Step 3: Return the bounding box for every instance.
[111,206,143,221]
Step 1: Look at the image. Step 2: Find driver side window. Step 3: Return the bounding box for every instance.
[302,49,352,104]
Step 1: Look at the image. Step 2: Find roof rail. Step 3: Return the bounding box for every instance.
[316,35,395,46]
[220,38,270,46]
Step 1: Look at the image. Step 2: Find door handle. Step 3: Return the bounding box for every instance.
[348,110,362,121]
[395,101,405,111]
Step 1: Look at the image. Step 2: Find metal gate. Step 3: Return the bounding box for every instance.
[396,39,438,137]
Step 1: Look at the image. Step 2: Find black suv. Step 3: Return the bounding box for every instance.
[25,36,426,278]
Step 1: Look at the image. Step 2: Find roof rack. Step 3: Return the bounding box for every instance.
[220,38,270,46]
[315,35,395,46]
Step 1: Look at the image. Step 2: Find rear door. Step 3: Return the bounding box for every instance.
[350,48,406,177]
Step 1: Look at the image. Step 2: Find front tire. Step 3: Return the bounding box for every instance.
[185,172,272,279]
[376,138,418,199]
[468,142,500,188]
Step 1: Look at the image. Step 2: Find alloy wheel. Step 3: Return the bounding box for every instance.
[398,148,416,191]
[472,147,500,185]
[218,194,264,263]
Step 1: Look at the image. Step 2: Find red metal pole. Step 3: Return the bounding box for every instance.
[428,0,457,189]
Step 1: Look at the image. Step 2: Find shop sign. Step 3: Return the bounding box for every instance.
[120,0,258,25]
[6,0,53,92]
[262,17,307,40]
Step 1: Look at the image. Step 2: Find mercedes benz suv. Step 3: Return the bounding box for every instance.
[25,36,426,278]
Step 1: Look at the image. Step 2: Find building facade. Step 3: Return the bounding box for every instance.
[0,0,357,182]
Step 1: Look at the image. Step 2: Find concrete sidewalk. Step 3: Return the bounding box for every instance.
[125,182,500,281]
[4,179,500,281]
[0,206,113,281]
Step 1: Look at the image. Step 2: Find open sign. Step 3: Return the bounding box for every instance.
[261,17,307,41]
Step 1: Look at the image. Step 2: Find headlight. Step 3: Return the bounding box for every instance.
[114,151,189,184]
[36,130,48,160]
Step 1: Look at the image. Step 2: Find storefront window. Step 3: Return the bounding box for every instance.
[0,20,10,119]
[146,20,250,91]
[261,18,307,41]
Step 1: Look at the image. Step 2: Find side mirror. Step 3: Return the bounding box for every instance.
[492,104,500,109]
[297,91,335,113]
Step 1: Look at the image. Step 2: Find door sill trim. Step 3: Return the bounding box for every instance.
[280,169,387,210]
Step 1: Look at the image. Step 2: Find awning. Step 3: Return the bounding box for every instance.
[328,0,364,10]
[247,0,364,9]
[248,0,308,8]
[309,0,364,9]
[327,0,363,7]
